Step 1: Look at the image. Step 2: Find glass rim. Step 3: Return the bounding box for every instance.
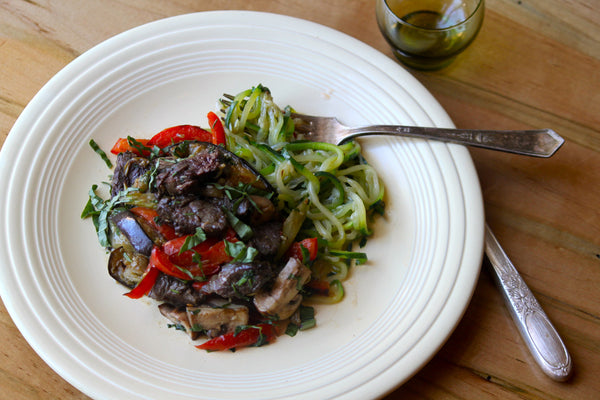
[382,0,484,32]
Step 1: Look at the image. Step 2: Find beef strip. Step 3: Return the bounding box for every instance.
[155,149,223,196]
[248,220,283,258]
[156,196,227,236]
[200,261,276,300]
[148,273,205,307]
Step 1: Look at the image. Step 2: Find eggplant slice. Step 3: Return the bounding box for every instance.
[108,247,148,289]
[110,211,154,256]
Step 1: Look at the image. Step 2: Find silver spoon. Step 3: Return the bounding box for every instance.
[484,224,573,381]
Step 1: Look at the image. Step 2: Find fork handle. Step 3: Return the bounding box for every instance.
[484,225,573,381]
[344,125,564,157]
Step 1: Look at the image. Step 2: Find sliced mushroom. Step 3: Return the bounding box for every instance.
[253,258,311,320]
[186,304,249,338]
[158,303,199,340]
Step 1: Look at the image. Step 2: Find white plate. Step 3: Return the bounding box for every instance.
[0,11,484,400]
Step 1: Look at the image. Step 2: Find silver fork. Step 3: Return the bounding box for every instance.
[221,94,563,157]
[290,112,564,157]
[221,94,564,157]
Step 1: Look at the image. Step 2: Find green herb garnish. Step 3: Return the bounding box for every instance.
[224,240,258,263]
[89,139,112,168]
[179,227,207,254]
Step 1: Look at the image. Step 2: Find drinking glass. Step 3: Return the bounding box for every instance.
[376,0,484,70]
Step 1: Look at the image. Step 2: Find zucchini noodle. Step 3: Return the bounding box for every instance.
[221,85,385,301]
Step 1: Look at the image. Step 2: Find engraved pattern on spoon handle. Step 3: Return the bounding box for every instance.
[484,225,572,381]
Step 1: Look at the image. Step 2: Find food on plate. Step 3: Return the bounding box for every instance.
[82,85,385,351]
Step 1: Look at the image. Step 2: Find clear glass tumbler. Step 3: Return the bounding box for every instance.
[376,0,484,70]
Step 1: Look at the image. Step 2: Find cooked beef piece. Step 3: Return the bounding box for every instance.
[200,261,276,300]
[248,220,283,257]
[164,141,274,193]
[148,273,205,307]
[156,196,227,236]
[155,149,223,196]
[111,152,151,197]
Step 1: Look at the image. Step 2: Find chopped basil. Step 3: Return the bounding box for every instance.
[285,323,299,337]
[191,324,207,333]
[298,305,316,330]
[299,244,311,264]
[214,182,273,214]
[179,227,207,254]
[221,208,253,241]
[224,240,258,263]
[89,139,112,168]
[167,323,187,332]
[234,324,272,348]
[127,136,161,159]
[285,305,316,337]
[81,185,139,248]
[231,270,255,296]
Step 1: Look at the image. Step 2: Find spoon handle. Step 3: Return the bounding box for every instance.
[484,224,572,381]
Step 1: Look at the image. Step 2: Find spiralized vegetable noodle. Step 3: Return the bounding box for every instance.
[222,85,385,299]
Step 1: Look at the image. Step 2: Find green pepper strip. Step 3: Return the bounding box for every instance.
[314,171,345,209]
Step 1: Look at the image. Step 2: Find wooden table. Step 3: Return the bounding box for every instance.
[1,1,598,399]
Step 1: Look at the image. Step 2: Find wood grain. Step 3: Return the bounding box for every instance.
[1,0,598,399]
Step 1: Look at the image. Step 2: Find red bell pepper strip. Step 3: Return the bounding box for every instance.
[149,246,191,280]
[201,240,234,267]
[286,238,319,262]
[110,137,150,155]
[207,111,226,146]
[196,324,276,351]
[146,125,212,148]
[163,227,238,263]
[124,264,160,299]
[162,235,222,279]
[162,235,220,266]
[129,207,178,241]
